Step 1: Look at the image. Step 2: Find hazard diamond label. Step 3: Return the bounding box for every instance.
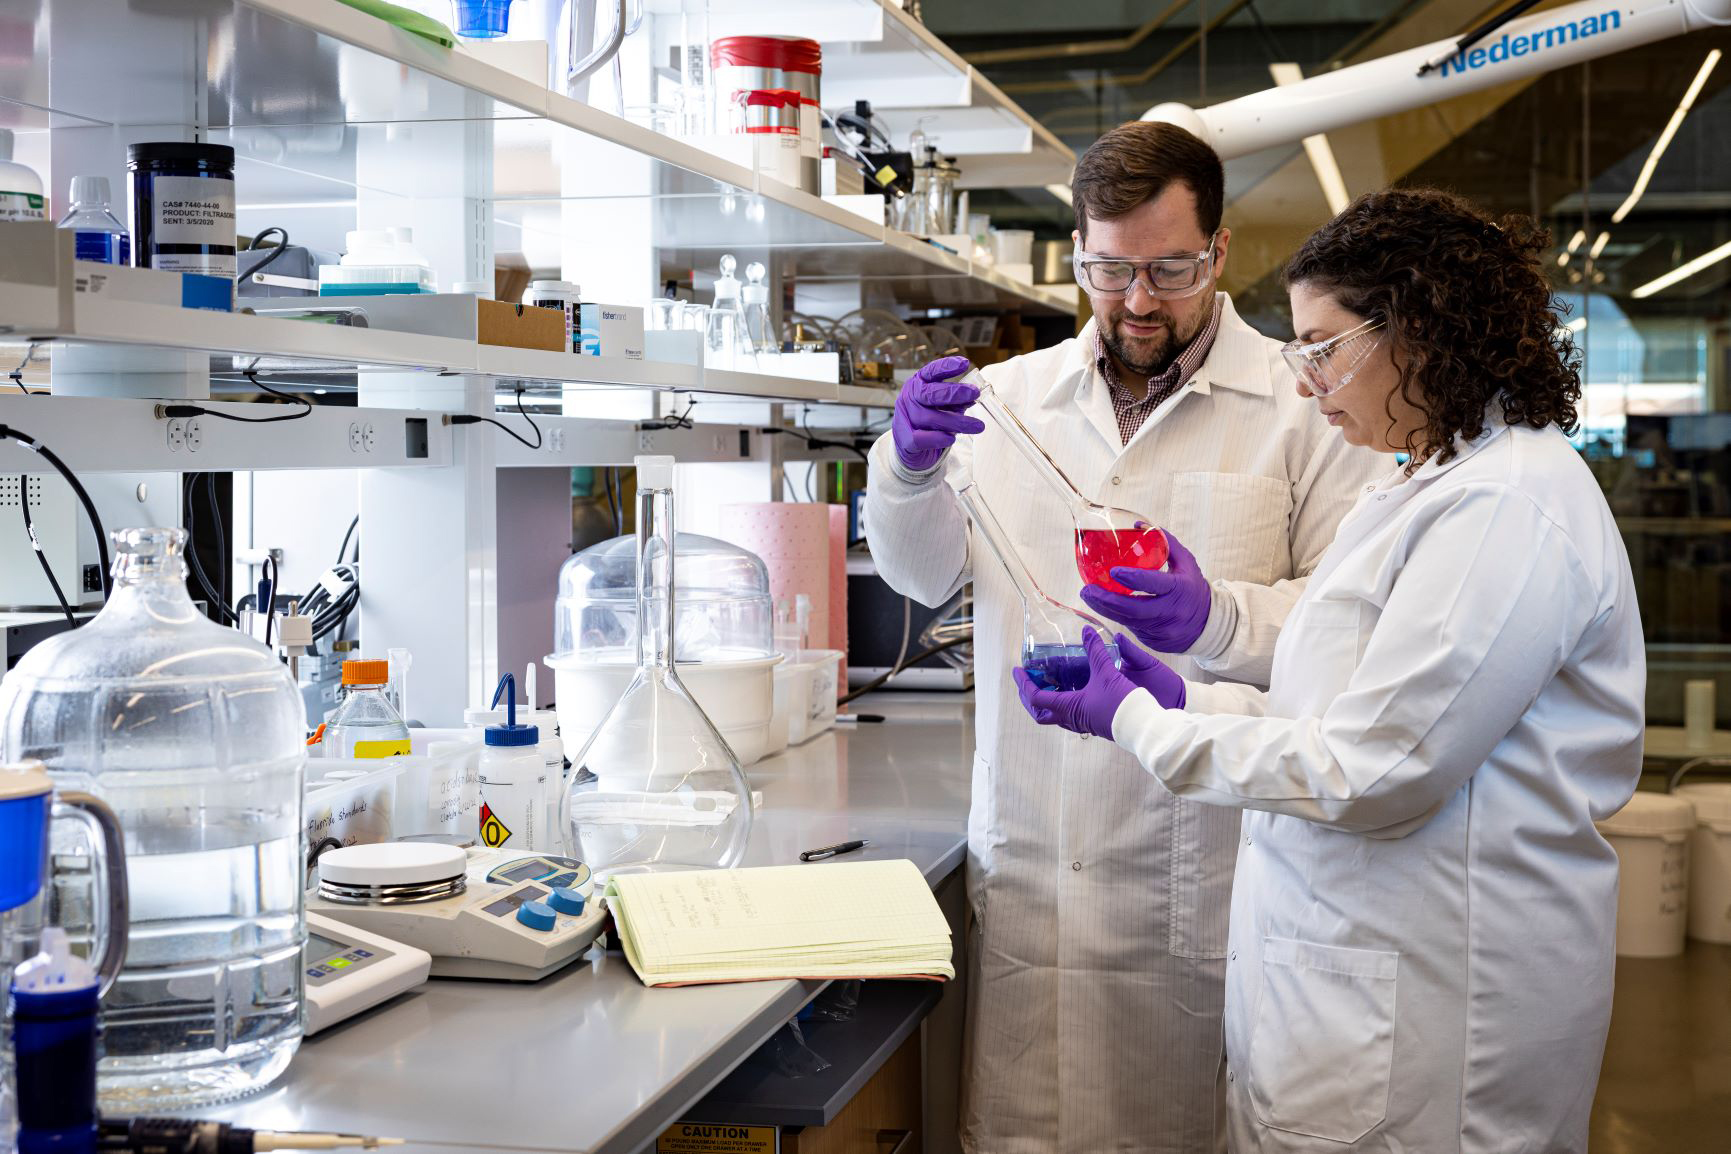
[478,800,513,848]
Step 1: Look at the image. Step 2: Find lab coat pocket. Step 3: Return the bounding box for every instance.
[1166,797,1238,959]
[1168,472,1291,586]
[1248,938,1398,1143]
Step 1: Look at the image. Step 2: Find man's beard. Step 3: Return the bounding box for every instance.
[1103,305,1203,378]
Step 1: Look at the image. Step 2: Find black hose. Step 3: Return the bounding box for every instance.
[19,475,73,626]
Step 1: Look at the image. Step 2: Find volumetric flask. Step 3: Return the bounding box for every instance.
[957,483,1119,691]
[966,372,1169,595]
[562,456,753,878]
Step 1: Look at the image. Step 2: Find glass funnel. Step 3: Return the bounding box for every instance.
[965,371,1169,595]
[957,483,1119,691]
[561,456,753,878]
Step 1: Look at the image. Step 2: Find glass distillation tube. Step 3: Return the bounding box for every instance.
[964,371,1169,595]
[957,483,1120,691]
[562,456,753,878]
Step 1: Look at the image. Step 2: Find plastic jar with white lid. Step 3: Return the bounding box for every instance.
[1675,783,1731,943]
[1597,791,1697,957]
[527,279,580,351]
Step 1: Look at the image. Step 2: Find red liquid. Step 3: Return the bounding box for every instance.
[1076,527,1170,594]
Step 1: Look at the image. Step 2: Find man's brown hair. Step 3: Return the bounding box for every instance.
[1071,121,1225,244]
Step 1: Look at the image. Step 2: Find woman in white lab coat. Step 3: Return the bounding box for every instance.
[1016,188,1646,1152]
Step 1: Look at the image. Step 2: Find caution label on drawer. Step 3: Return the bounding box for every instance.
[656,1122,777,1153]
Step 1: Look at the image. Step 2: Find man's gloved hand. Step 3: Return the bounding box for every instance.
[891,355,984,473]
[1079,532,1213,654]
[1013,627,1183,740]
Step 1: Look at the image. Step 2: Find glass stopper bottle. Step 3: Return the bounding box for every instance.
[706,255,743,370]
[965,371,1169,595]
[741,260,772,359]
[956,483,1120,691]
[562,456,754,878]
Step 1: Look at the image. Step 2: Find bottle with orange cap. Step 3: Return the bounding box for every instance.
[321,658,411,758]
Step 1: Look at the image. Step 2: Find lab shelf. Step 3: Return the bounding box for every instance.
[680,980,944,1128]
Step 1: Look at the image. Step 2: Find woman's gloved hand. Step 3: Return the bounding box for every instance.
[1079,532,1213,653]
[891,355,984,472]
[1014,627,1182,739]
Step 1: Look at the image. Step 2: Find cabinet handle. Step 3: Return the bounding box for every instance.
[875,1129,913,1154]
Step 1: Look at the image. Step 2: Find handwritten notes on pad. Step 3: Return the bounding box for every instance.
[604,859,955,987]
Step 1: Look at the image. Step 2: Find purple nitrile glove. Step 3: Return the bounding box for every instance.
[1079,532,1212,654]
[1112,632,1187,709]
[1014,627,1142,740]
[891,355,984,472]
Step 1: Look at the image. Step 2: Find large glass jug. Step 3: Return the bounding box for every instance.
[966,372,1170,594]
[0,528,307,1109]
[562,458,754,879]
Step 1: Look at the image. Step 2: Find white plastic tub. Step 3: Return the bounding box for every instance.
[773,649,844,747]
[1597,791,1696,957]
[1676,783,1731,943]
[546,652,781,767]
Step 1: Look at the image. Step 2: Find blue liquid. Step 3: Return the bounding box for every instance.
[1024,645,1092,691]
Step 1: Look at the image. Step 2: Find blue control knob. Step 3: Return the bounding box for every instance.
[548,887,586,916]
[516,900,557,932]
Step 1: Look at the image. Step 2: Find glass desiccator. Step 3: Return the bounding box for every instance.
[956,483,1120,691]
[965,371,1170,595]
[0,528,306,1110]
[562,457,753,878]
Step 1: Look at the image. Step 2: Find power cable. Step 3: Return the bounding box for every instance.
[336,515,359,567]
[446,387,542,449]
[19,475,73,626]
[157,366,312,424]
[8,344,38,396]
[0,425,110,598]
[239,227,291,284]
[836,635,971,706]
[182,473,237,624]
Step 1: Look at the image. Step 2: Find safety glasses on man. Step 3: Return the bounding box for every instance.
[1072,231,1221,299]
[1280,317,1385,396]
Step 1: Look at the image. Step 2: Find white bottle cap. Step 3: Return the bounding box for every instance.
[451,279,494,298]
[635,455,676,490]
[68,175,110,206]
[528,279,578,296]
[387,226,413,243]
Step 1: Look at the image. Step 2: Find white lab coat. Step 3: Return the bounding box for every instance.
[1113,415,1645,1152]
[865,296,1381,1154]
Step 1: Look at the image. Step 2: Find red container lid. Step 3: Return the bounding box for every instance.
[712,35,822,75]
[743,88,801,108]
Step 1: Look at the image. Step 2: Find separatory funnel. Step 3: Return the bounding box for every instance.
[561,457,754,878]
[957,483,1120,691]
[966,372,1169,595]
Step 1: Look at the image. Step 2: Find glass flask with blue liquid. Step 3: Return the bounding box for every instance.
[956,483,1119,692]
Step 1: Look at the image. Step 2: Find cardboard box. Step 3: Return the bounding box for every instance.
[477,299,566,351]
[578,302,644,359]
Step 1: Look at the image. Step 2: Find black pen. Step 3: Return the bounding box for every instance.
[800,839,869,862]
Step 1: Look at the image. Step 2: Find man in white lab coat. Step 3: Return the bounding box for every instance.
[863,122,1380,1153]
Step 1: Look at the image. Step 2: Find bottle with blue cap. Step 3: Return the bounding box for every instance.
[476,673,547,851]
[11,928,100,1154]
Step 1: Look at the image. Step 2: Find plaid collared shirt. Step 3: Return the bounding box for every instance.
[1093,293,1223,446]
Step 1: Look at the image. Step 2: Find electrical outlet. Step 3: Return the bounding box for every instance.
[348,422,363,453]
[638,430,657,452]
[166,419,185,452]
[82,565,101,593]
[361,422,377,451]
[548,427,566,452]
[184,417,202,453]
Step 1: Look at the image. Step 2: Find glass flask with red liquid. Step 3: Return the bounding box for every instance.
[967,374,1169,595]
[957,482,1119,692]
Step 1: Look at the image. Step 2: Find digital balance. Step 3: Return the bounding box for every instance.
[303,912,432,1034]
[308,842,608,981]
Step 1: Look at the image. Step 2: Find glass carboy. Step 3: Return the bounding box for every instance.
[0,528,307,1109]
[562,457,754,879]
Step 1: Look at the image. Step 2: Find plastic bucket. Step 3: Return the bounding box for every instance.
[1676,783,1731,943]
[1597,791,1696,957]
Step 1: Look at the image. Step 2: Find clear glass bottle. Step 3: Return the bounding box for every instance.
[57,176,131,265]
[562,456,754,879]
[956,483,1119,691]
[706,255,743,370]
[967,372,1170,594]
[0,528,306,1109]
[741,260,772,359]
[322,660,410,758]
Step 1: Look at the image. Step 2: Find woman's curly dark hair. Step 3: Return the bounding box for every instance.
[1282,187,1582,467]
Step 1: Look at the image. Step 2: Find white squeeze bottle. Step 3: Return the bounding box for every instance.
[476,672,547,851]
[0,130,46,222]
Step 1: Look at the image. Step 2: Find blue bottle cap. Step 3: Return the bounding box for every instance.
[0,766,52,914]
[485,671,540,746]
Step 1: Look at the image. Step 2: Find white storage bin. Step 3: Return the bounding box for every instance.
[395,730,484,839]
[1676,783,1731,943]
[549,654,782,767]
[773,649,844,747]
[306,760,405,850]
[1597,791,1696,957]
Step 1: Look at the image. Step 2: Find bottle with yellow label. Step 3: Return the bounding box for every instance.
[321,659,411,758]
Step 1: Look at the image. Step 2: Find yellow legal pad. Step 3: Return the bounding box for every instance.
[604,858,955,987]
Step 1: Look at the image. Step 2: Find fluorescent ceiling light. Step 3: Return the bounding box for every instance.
[1558,251,1570,267]
[1631,237,1731,299]
[1612,49,1721,224]
[234,199,358,210]
[1045,183,1073,206]
[1567,230,1586,253]
[1589,232,1611,260]
[1565,317,1587,333]
[1269,63,1350,214]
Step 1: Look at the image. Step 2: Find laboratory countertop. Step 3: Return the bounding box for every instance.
[212,694,976,1154]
